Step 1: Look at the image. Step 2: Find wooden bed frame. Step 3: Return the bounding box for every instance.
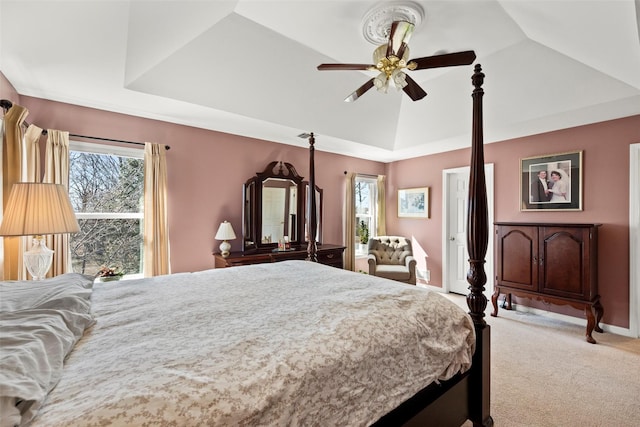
[305,64,492,427]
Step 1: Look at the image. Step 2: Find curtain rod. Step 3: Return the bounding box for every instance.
[344,172,380,178]
[69,133,170,150]
[1,98,170,150]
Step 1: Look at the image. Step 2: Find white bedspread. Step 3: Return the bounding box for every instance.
[30,261,475,426]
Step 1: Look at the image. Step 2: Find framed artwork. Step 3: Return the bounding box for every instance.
[521,150,583,211]
[398,187,429,218]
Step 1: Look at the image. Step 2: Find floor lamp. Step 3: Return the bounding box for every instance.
[0,183,80,280]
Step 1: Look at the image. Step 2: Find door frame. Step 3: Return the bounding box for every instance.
[442,164,495,299]
[630,143,639,338]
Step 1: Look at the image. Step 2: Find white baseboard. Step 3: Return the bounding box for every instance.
[508,303,634,338]
[434,287,635,338]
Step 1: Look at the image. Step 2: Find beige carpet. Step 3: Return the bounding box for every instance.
[441,293,640,427]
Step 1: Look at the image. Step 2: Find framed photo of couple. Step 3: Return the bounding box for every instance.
[520,150,583,211]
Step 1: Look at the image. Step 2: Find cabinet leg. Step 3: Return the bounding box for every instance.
[491,288,500,317]
[585,306,597,344]
[593,298,604,333]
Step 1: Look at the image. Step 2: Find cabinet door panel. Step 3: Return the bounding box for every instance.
[496,226,538,291]
[540,227,589,299]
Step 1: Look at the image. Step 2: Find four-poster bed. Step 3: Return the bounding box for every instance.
[0,66,491,426]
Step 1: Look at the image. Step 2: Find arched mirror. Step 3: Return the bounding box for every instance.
[243,161,322,252]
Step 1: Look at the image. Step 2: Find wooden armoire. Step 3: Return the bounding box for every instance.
[492,222,603,343]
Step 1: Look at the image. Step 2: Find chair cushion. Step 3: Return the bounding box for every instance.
[373,265,411,281]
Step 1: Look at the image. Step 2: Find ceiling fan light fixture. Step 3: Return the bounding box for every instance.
[391,69,408,89]
[373,72,389,93]
[318,2,472,103]
[373,44,410,65]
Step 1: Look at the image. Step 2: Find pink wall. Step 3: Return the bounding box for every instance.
[12,95,384,274]
[387,115,640,328]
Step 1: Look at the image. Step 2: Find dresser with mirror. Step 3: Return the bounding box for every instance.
[213,160,344,269]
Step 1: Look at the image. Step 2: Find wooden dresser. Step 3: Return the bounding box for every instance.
[214,244,345,269]
[492,222,603,343]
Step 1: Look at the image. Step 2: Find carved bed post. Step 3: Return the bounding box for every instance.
[466,64,493,427]
[307,132,318,262]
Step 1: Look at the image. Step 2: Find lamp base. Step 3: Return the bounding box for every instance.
[24,236,54,280]
[219,240,231,258]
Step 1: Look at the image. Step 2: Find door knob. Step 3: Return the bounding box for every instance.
[450,237,455,241]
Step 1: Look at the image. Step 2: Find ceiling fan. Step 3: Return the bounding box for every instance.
[317,21,476,102]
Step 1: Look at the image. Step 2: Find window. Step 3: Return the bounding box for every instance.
[68,142,144,278]
[354,176,378,256]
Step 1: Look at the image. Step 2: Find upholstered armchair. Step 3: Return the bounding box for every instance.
[367,236,417,285]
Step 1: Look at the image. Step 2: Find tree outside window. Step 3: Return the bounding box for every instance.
[68,143,144,277]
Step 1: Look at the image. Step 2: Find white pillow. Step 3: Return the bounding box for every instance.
[0,273,95,426]
[0,273,94,312]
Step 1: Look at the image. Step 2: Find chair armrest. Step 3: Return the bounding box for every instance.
[406,255,417,284]
[405,255,416,269]
[367,254,377,275]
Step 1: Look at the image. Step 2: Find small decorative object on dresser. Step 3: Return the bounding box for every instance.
[214,220,236,258]
[492,222,603,343]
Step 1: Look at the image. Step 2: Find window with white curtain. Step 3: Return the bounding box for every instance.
[355,175,378,256]
[68,142,144,278]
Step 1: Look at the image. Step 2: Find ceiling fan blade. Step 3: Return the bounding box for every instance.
[386,21,399,58]
[386,21,415,59]
[317,63,374,71]
[344,78,375,102]
[395,42,409,61]
[402,75,427,101]
[410,50,476,70]
[393,21,415,59]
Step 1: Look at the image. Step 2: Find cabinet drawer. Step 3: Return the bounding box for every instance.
[226,254,272,266]
[318,250,343,269]
[214,244,345,269]
[273,251,306,262]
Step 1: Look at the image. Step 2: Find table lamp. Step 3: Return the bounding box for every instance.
[0,182,80,280]
[215,220,236,258]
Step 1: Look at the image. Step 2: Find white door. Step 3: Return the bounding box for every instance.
[448,172,470,294]
[442,165,494,298]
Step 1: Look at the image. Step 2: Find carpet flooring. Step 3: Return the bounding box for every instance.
[442,293,640,427]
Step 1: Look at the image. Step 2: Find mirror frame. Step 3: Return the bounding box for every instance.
[243,161,314,252]
[304,182,323,244]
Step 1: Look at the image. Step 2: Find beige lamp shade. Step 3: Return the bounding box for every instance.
[215,221,236,241]
[0,183,80,236]
[0,183,80,280]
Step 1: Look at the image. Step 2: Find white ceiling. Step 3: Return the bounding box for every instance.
[2,1,639,162]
